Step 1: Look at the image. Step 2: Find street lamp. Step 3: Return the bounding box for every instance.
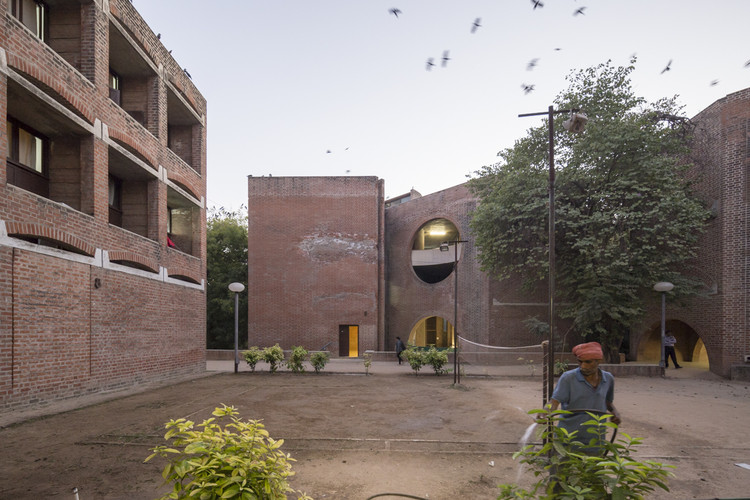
[441,238,468,385]
[653,281,674,373]
[228,282,245,373]
[519,106,587,405]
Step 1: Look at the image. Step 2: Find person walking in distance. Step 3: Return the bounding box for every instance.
[664,331,682,369]
[395,337,406,365]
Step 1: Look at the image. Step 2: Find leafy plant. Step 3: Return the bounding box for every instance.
[145,405,312,500]
[310,351,330,374]
[517,357,537,376]
[286,345,308,373]
[263,344,284,373]
[403,347,425,375]
[242,346,263,372]
[424,347,449,375]
[554,359,571,376]
[498,410,674,499]
[362,352,373,375]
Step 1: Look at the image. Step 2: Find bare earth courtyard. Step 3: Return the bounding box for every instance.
[1,360,749,500]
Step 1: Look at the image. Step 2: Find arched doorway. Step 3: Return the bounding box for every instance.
[637,320,709,369]
[407,316,454,348]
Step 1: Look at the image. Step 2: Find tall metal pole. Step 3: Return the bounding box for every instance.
[546,105,555,403]
[234,290,239,374]
[660,292,666,370]
[454,241,459,385]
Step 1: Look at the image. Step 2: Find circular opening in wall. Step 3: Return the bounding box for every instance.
[411,218,460,284]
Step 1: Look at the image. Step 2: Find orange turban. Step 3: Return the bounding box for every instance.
[572,342,603,361]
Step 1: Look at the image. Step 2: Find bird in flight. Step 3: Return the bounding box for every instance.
[426,57,435,71]
[527,58,539,71]
[574,7,586,16]
[710,80,719,86]
[389,8,401,18]
[471,18,482,33]
[531,0,544,9]
[442,50,451,67]
[744,59,750,68]
[661,59,672,74]
[521,83,535,94]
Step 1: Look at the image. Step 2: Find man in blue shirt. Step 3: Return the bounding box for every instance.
[546,342,621,452]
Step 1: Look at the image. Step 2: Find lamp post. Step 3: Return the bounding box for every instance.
[229,282,245,373]
[653,281,674,372]
[441,239,468,385]
[518,106,587,405]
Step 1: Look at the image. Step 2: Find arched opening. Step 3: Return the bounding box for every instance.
[407,316,454,348]
[411,218,460,284]
[637,320,709,370]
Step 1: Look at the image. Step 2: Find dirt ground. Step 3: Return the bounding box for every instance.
[1,361,749,500]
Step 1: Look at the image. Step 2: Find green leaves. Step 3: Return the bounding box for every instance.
[145,405,312,500]
[469,60,711,360]
[498,409,674,499]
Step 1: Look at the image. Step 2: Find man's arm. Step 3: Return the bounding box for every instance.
[607,401,621,425]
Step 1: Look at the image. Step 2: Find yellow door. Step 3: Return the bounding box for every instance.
[349,325,359,357]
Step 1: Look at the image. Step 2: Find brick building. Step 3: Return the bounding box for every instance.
[247,176,385,355]
[247,89,750,379]
[1,0,208,412]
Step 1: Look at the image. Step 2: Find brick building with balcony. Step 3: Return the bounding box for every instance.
[1,0,207,412]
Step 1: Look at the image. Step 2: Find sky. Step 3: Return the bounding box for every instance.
[134,0,750,210]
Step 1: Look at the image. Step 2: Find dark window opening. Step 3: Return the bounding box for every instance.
[7,0,48,42]
[6,118,49,197]
[109,68,121,105]
[11,234,91,256]
[108,175,123,227]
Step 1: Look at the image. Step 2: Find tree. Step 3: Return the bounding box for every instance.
[206,206,248,349]
[469,60,710,361]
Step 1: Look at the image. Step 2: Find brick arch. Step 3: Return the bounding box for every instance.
[7,54,95,124]
[107,127,158,169]
[636,319,709,367]
[6,222,96,256]
[167,171,202,201]
[167,267,202,285]
[108,251,158,273]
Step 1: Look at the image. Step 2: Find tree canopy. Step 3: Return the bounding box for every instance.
[468,60,710,360]
[206,206,248,349]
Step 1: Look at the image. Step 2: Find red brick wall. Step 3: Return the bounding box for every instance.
[247,177,384,355]
[0,0,208,411]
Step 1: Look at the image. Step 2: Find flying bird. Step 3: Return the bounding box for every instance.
[471,18,482,33]
[527,58,539,70]
[744,59,750,68]
[710,80,719,86]
[661,59,672,74]
[389,8,401,18]
[531,0,544,9]
[426,57,435,71]
[573,7,586,16]
[442,50,451,67]
[521,83,535,94]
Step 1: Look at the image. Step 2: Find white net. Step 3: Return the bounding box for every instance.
[456,335,547,377]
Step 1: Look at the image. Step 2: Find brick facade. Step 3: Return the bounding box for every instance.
[247,176,385,356]
[1,0,207,412]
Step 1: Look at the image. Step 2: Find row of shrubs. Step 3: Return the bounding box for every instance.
[241,344,452,376]
[242,344,330,373]
[402,346,451,376]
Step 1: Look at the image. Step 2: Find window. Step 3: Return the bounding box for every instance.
[7,0,47,42]
[108,69,121,106]
[6,118,49,197]
[108,175,123,227]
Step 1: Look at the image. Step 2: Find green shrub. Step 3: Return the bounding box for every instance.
[498,410,674,499]
[242,346,263,372]
[362,352,373,375]
[145,405,312,500]
[263,344,285,373]
[424,347,449,375]
[310,351,330,373]
[403,347,425,375]
[286,345,308,373]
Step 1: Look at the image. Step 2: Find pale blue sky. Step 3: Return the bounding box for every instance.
[135,1,750,210]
